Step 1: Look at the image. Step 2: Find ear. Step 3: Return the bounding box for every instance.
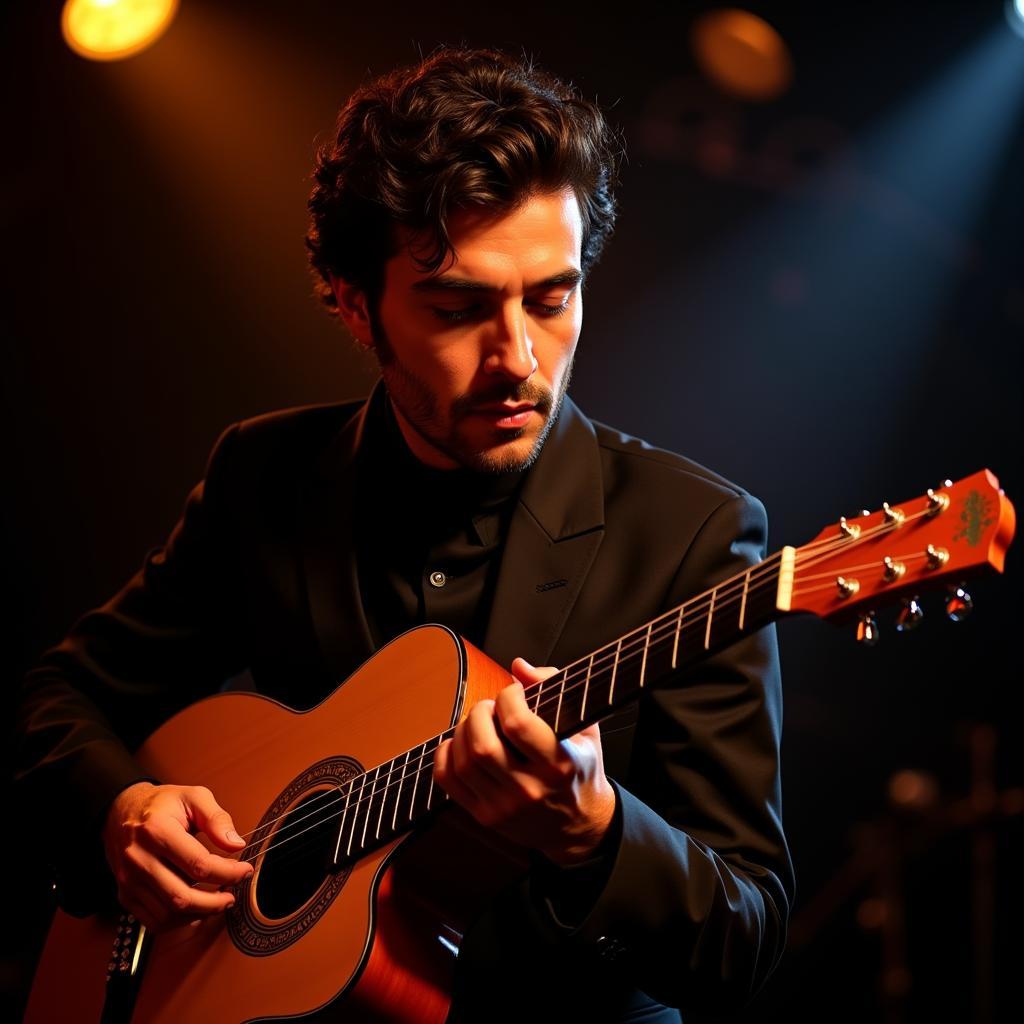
[329,273,373,349]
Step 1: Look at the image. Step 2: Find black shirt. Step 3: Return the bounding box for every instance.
[353,389,524,650]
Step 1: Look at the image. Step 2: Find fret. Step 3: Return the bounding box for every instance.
[392,749,412,831]
[677,598,708,665]
[739,569,750,631]
[704,587,717,650]
[374,758,394,841]
[671,603,684,669]
[608,638,622,702]
[346,771,372,860]
[332,777,356,868]
[554,671,566,733]
[557,662,585,732]
[409,740,432,820]
[644,613,677,683]
[638,622,653,688]
[529,677,543,715]
[423,734,444,812]
[359,765,382,850]
[581,653,595,718]
[610,630,644,700]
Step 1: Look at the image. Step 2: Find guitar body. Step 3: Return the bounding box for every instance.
[26,625,524,1023]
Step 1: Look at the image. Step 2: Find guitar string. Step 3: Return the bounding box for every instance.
[239,504,944,854]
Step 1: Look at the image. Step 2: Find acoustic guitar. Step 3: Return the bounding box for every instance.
[24,469,1015,1023]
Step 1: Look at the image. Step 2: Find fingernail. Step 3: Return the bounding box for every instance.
[227,830,243,844]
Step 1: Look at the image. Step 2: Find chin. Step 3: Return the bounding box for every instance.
[470,434,547,474]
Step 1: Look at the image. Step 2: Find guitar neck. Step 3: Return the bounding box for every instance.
[524,553,785,739]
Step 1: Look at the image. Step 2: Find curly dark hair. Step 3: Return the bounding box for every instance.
[306,46,621,313]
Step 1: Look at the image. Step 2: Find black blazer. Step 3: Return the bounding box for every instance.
[15,386,793,1022]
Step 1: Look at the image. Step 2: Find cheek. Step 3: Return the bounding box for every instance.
[546,327,580,384]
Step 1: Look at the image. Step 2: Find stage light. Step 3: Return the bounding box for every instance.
[691,8,793,102]
[61,0,179,62]
[1008,0,1024,40]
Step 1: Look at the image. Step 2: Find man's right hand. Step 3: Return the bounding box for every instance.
[102,781,254,932]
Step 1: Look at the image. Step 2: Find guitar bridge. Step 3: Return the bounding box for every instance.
[101,911,149,1023]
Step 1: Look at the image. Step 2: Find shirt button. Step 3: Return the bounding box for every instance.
[428,570,447,588]
[595,935,627,960]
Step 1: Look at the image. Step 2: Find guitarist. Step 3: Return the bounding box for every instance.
[15,47,794,1023]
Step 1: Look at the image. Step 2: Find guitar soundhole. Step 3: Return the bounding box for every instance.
[228,755,362,957]
[254,790,337,920]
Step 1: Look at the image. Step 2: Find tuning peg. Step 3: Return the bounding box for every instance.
[882,502,905,526]
[895,597,924,633]
[926,483,952,517]
[856,612,880,646]
[839,510,872,538]
[945,585,973,622]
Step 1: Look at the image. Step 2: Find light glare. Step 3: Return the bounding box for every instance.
[1008,0,1024,40]
[61,0,179,61]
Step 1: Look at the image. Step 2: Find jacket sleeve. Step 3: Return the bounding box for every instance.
[13,423,246,913]
[530,491,793,1015]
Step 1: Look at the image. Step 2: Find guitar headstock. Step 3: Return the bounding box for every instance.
[777,470,1015,630]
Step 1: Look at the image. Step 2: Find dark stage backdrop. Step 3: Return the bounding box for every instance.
[3,2,1021,1021]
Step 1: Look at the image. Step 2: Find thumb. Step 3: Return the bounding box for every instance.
[185,786,246,851]
[510,657,559,685]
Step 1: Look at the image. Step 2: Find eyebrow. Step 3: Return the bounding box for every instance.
[411,269,584,294]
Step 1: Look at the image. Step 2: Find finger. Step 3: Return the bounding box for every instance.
[125,844,237,918]
[143,815,252,886]
[494,682,568,773]
[183,786,248,852]
[510,657,559,685]
[454,700,517,785]
[434,737,486,812]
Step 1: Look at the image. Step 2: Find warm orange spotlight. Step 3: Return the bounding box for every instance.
[691,8,793,102]
[61,0,179,62]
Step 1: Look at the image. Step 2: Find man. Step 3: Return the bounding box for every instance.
[16,47,792,1022]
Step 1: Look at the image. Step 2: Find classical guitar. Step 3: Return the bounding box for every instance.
[25,469,1015,1023]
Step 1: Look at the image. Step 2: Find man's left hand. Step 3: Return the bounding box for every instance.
[433,657,617,865]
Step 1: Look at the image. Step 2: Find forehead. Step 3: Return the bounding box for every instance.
[390,189,583,289]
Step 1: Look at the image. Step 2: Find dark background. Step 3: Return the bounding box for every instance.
[3,1,1022,1020]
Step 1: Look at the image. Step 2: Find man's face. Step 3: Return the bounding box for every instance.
[334,189,583,473]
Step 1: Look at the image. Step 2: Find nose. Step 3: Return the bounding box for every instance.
[483,304,538,381]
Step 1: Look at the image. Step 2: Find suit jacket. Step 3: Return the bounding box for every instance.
[15,386,793,1022]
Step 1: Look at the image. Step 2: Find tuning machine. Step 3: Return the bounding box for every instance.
[895,597,924,633]
[856,612,880,646]
[839,509,872,539]
[945,584,973,622]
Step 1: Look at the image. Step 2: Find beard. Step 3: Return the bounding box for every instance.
[370,314,573,474]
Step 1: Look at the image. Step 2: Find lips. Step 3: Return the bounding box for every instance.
[470,403,538,428]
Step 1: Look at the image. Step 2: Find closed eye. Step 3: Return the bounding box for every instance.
[430,295,573,324]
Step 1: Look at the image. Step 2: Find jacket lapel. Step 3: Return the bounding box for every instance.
[482,395,606,671]
[299,393,376,685]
